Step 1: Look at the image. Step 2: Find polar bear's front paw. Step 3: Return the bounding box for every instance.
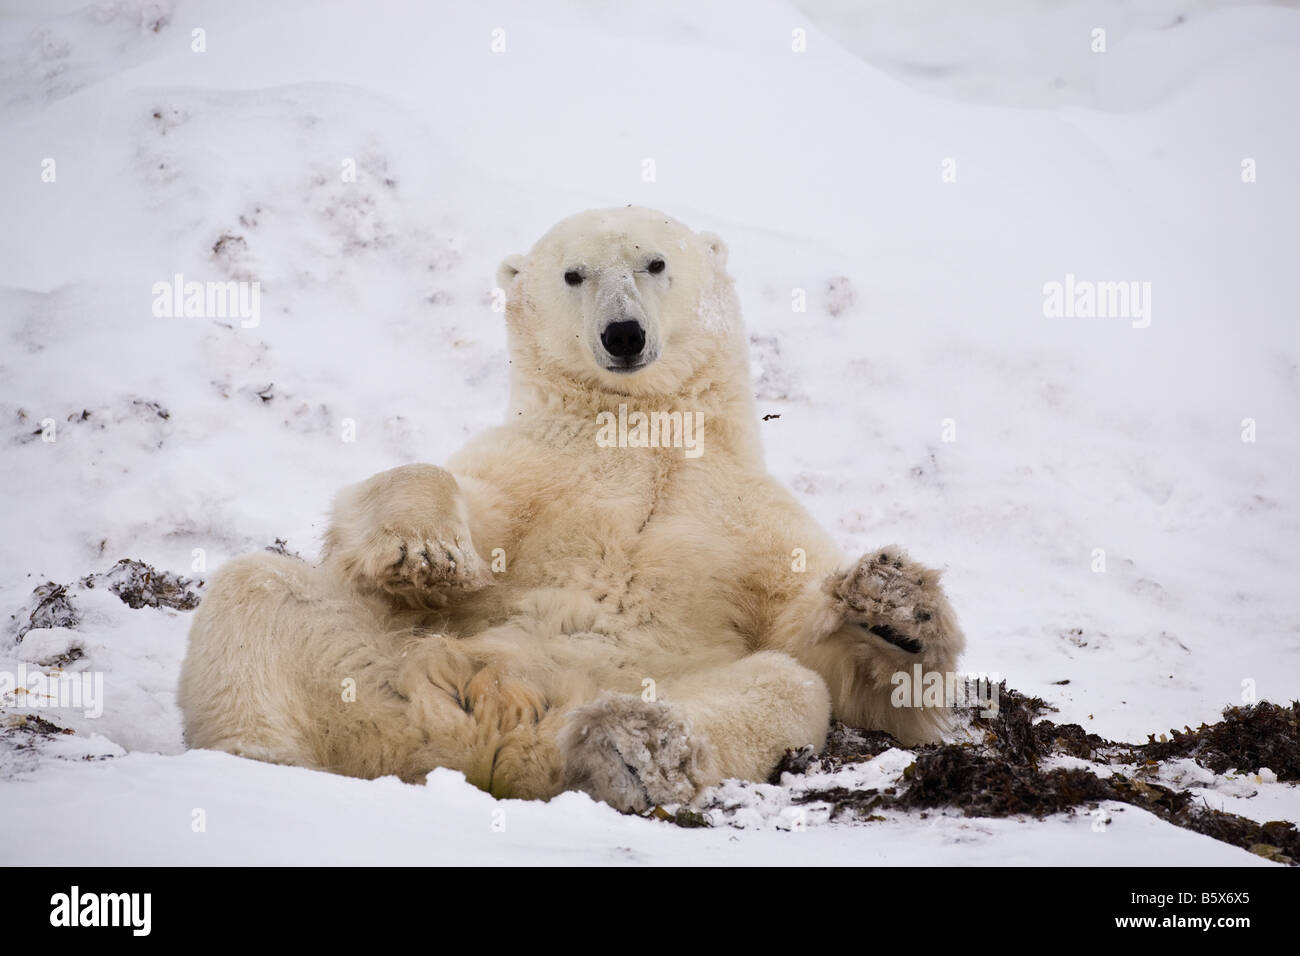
[558,693,718,814]
[831,547,964,663]
[347,525,491,605]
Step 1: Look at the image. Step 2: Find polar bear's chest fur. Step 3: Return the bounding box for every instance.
[450,420,761,673]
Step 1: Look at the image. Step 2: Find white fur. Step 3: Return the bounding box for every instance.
[179,207,965,812]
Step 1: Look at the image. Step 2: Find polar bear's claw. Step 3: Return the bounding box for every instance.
[371,530,489,601]
[865,622,923,654]
[834,546,963,662]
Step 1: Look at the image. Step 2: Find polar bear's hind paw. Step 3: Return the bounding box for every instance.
[558,693,718,814]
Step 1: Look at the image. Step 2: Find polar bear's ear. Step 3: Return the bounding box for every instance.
[700,233,728,269]
[496,254,525,293]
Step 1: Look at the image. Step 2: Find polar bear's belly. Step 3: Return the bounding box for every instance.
[480,486,747,665]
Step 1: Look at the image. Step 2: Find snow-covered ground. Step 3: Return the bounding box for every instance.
[0,0,1297,865]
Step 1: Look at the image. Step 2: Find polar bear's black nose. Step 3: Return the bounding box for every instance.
[601,321,646,360]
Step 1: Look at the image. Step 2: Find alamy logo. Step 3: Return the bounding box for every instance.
[1042,273,1151,328]
[0,664,103,718]
[49,886,151,936]
[151,273,260,328]
[595,403,705,459]
[890,666,1001,717]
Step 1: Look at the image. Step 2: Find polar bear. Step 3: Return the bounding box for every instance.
[178,206,965,812]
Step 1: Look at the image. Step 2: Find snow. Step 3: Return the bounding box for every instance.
[0,0,1297,865]
[0,751,1270,866]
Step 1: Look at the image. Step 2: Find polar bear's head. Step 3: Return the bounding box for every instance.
[497,207,740,398]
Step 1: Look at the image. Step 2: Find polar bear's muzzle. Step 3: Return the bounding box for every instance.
[600,320,647,369]
[591,275,660,373]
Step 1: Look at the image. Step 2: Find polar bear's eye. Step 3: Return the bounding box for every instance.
[564,271,583,286]
[647,259,665,274]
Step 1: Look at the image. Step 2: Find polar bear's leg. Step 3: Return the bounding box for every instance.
[182,562,592,796]
[732,480,966,745]
[180,552,334,767]
[768,547,966,745]
[558,651,831,812]
[179,552,480,781]
[321,463,492,609]
[662,651,832,786]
